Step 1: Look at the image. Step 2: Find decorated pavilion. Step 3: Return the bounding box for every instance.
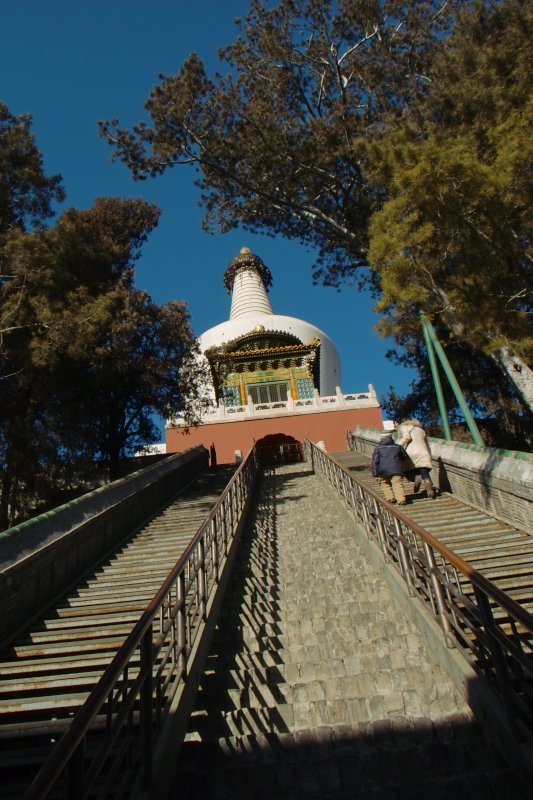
[166,248,382,462]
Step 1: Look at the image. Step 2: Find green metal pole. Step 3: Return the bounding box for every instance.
[421,314,485,446]
[421,315,453,441]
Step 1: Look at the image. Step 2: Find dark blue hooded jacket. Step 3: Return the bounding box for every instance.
[371,435,408,477]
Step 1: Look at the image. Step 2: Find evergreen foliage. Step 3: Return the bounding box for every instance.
[101,0,533,436]
[0,102,64,234]
[366,0,533,411]
[100,0,454,286]
[0,112,209,529]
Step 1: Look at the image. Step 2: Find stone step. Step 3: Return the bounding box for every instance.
[335,452,533,615]
[0,466,236,796]
[178,720,513,800]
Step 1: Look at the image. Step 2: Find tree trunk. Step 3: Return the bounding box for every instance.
[0,468,13,531]
[492,346,533,415]
[432,291,533,416]
[108,449,123,482]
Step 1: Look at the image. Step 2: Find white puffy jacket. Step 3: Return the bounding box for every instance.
[398,421,432,469]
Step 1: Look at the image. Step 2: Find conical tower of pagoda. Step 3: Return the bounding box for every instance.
[224,247,273,319]
[198,247,341,404]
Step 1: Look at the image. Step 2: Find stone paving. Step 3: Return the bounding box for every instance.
[176,463,524,799]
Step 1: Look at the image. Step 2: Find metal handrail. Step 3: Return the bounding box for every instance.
[25,447,259,799]
[306,439,533,742]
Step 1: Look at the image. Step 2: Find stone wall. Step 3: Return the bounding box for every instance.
[0,446,209,647]
[350,427,533,533]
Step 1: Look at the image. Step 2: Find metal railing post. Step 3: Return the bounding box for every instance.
[198,539,207,621]
[211,517,219,582]
[372,498,389,559]
[177,571,187,679]
[238,472,245,511]
[65,738,85,799]
[474,587,522,740]
[423,542,455,647]
[229,488,235,536]
[334,464,341,497]
[139,627,153,791]
[222,505,229,555]
[349,483,359,521]
[358,485,371,530]
[341,470,349,507]
[393,517,416,596]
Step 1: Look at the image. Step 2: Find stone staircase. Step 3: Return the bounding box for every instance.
[177,463,526,799]
[0,465,235,798]
[332,450,533,615]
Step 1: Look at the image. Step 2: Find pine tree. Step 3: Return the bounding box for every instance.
[366,0,533,411]
[0,199,210,527]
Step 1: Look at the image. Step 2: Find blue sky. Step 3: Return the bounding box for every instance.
[1,0,416,428]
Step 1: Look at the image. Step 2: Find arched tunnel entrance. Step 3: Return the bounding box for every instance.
[255,432,304,465]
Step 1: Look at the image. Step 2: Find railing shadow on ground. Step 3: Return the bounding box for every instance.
[176,464,317,736]
[435,456,453,494]
[307,440,533,789]
[181,467,287,736]
[175,704,526,799]
[434,453,500,506]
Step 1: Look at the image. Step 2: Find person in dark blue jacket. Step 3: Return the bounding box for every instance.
[371,432,409,505]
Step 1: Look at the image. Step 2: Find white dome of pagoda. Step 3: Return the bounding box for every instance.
[198,248,341,397]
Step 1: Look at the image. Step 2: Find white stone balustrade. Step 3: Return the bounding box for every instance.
[168,385,379,428]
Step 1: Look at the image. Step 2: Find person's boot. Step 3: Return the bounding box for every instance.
[424,479,436,499]
[413,475,422,493]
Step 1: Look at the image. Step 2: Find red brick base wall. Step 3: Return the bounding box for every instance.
[166,407,383,464]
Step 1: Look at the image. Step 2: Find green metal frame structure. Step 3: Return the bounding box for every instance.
[420,313,484,446]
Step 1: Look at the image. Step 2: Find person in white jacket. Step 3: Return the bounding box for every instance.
[398,419,436,499]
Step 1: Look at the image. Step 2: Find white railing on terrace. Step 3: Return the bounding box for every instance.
[168,385,379,428]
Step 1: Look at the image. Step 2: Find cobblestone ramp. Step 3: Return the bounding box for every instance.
[177,463,525,800]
